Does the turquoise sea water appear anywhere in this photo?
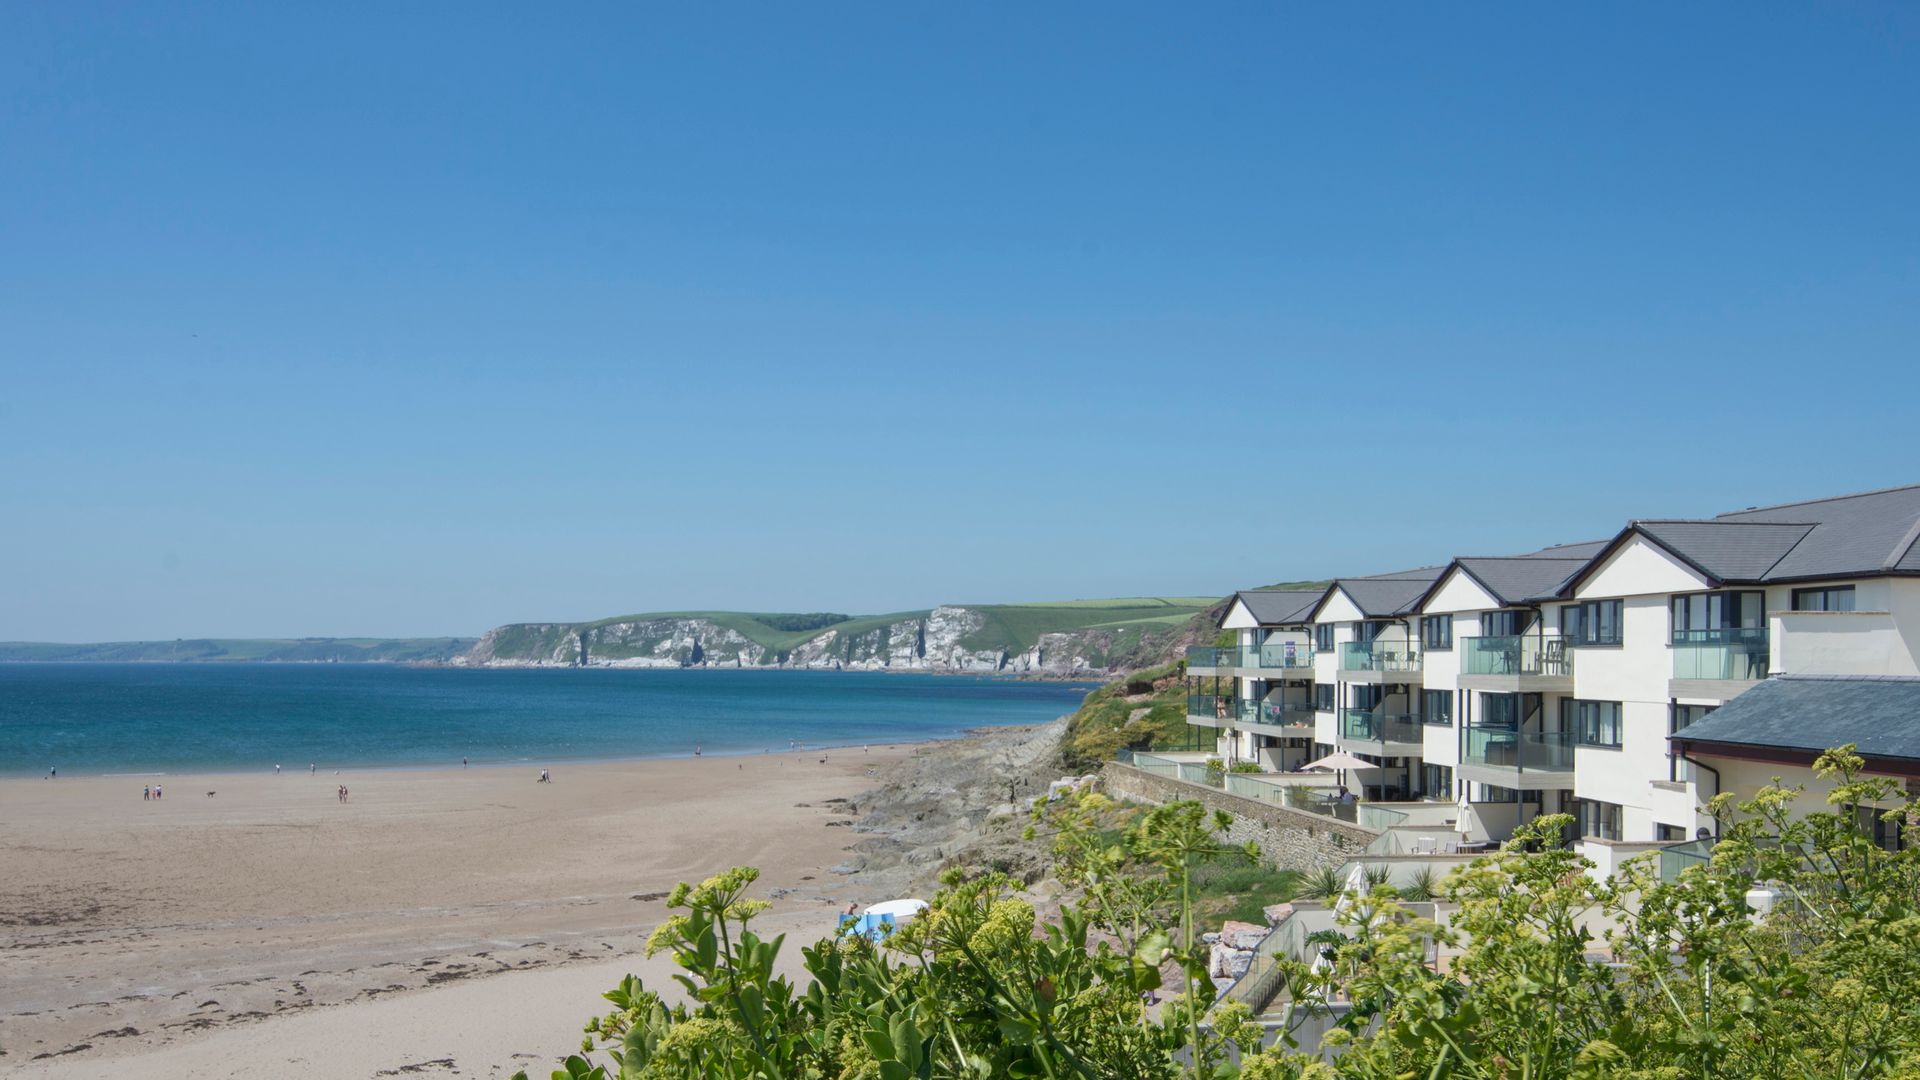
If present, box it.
[0,664,1098,777]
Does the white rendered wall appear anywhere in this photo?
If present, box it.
[1566,538,1714,842]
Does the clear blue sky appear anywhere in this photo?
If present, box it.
[3,5,1917,641]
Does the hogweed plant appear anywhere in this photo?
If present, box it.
[518,747,1920,1078]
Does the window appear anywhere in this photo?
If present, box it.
[1352,684,1384,710]
[1479,692,1521,729]
[1671,591,1765,642]
[1421,763,1454,800]
[1312,742,1333,760]
[1573,798,1624,841]
[1422,689,1454,726]
[1313,683,1336,712]
[1356,620,1389,644]
[1655,823,1687,842]
[1565,699,1623,748]
[1793,585,1856,612]
[1480,609,1523,637]
[1314,623,1335,652]
[1670,703,1716,734]
[1477,784,1520,803]
[1420,614,1453,651]
[1561,600,1622,646]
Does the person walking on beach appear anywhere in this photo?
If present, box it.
[462,757,468,768]
[275,763,281,775]
[154,784,162,799]
[309,762,316,775]
[48,767,56,779]
[143,785,150,801]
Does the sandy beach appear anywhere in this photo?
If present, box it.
[0,747,917,1077]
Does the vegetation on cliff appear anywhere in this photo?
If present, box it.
[1058,661,1199,771]
[516,746,1920,1079]
[0,637,476,663]
[469,597,1220,669]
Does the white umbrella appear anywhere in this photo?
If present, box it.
[1301,752,1379,773]
[863,898,929,920]
[1300,751,1381,794]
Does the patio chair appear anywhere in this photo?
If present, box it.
[1541,638,1567,675]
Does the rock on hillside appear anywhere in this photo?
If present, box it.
[840,718,1075,898]
[461,600,1221,677]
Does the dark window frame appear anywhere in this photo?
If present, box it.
[1670,590,1766,643]
[1792,585,1857,612]
[1420,614,1453,651]
[1573,798,1624,841]
[1565,698,1623,749]
[1561,599,1623,647]
[1421,688,1454,727]
[1313,623,1335,652]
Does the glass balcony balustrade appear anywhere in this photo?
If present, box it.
[1339,640,1422,674]
[1339,708,1423,745]
[1187,642,1316,671]
[1671,628,1770,681]
[1462,727,1575,772]
[1461,635,1574,678]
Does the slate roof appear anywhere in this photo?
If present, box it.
[1670,675,1920,763]
[1232,589,1325,627]
[1633,521,1818,581]
[1453,556,1595,606]
[1330,567,1448,618]
[1516,540,1611,560]
[1565,483,1920,593]
[1714,483,1920,578]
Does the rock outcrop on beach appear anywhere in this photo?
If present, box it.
[837,718,1074,898]
[461,599,1218,677]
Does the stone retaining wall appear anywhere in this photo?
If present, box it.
[1102,763,1375,871]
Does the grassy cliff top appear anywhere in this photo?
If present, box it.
[492,598,1220,658]
[0,638,478,663]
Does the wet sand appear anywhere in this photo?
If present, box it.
[0,747,908,1076]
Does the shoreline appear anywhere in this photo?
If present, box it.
[0,744,931,1073]
[3,720,1056,782]
[0,718,1073,1077]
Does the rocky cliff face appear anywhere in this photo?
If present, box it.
[460,602,1207,676]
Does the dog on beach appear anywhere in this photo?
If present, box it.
[205,791,216,798]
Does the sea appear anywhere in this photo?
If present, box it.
[0,664,1099,778]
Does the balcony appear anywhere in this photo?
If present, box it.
[1457,727,1576,790]
[1459,634,1574,692]
[1186,645,1250,674]
[1187,642,1316,677]
[1337,708,1425,755]
[1186,694,1253,728]
[1257,700,1318,736]
[1338,640,1422,683]
[1254,639,1316,676]
[1669,628,1770,700]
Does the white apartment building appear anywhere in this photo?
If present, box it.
[1411,543,1607,846]
[1547,486,1920,864]
[1186,484,1920,864]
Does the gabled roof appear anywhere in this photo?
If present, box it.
[1411,538,1611,613]
[1313,566,1447,620]
[1633,521,1818,581]
[1453,556,1595,606]
[1671,675,1920,764]
[1515,539,1611,561]
[1715,483,1920,577]
[1562,483,1920,595]
[1231,588,1326,627]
